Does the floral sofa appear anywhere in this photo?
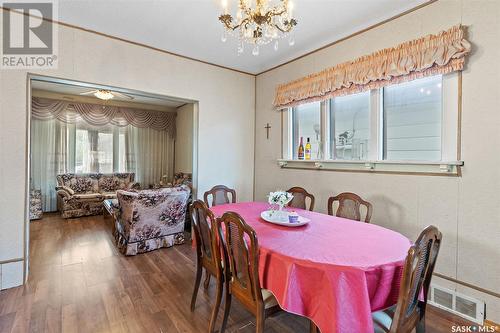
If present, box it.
[114,186,190,255]
[56,173,139,218]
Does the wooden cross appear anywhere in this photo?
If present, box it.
[264,123,271,139]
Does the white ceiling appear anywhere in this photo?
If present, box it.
[32,80,186,108]
[57,0,428,74]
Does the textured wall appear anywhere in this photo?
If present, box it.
[0,13,255,288]
[175,103,194,174]
[255,0,500,323]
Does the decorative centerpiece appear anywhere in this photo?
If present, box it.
[261,190,310,227]
[268,190,293,212]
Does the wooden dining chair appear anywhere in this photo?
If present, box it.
[372,225,442,333]
[204,185,236,207]
[327,192,373,223]
[286,187,315,211]
[190,200,225,333]
[217,212,280,333]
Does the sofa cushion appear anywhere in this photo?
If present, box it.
[113,173,135,190]
[100,192,117,199]
[73,193,103,200]
[57,174,99,194]
[99,176,119,192]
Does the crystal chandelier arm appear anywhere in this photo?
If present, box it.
[219,14,252,31]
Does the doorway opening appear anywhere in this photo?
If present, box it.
[25,74,198,279]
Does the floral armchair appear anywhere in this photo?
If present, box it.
[56,173,139,218]
[115,186,191,255]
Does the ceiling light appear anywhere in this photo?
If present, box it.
[218,0,298,55]
[94,90,114,100]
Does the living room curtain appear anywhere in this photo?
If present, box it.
[31,119,74,212]
[32,97,176,133]
[124,125,174,187]
[274,25,471,108]
[31,98,176,211]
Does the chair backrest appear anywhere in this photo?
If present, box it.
[217,212,263,314]
[204,185,236,207]
[390,225,442,333]
[190,200,222,276]
[327,192,373,223]
[286,187,315,211]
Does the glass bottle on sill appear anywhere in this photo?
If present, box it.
[305,137,311,160]
[298,137,304,160]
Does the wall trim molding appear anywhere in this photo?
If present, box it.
[434,273,500,299]
[0,257,24,265]
[0,1,438,77]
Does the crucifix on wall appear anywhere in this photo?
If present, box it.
[264,123,271,139]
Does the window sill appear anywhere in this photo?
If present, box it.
[277,159,464,176]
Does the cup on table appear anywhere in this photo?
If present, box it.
[288,211,299,223]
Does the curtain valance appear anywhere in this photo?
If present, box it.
[32,97,176,134]
[274,25,471,109]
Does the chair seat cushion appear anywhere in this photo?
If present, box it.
[261,289,278,309]
[372,305,396,333]
[73,193,102,200]
[100,192,117,199]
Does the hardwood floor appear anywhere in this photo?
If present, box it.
[0,213,473,333]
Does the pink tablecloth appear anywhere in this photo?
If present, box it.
[210,202,411,333]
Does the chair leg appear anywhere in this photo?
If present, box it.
[255,309,265,333]
[220,284,232,333]
[416,317,426,333]
[190,261,202,312]
[204,270,211,289]
[208,276,223,333]
[309,321,319,333]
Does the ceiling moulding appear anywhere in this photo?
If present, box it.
[0,1,437,76]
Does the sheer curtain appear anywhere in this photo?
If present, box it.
[125,125,174,187]
[30,119,74,212]
[31,99,176,211]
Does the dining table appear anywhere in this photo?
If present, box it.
[209,201,412,333]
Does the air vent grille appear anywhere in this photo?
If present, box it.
[429,284,485,324]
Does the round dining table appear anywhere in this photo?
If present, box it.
[210,202,412,333]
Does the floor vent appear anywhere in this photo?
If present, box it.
[429,284,485,324]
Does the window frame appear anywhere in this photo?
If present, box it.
[280,73,462,175]
[73,126,128,174]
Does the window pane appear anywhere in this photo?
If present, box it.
[292,102,321,159]
[98,132,113,173]
[330,92,370,160]
[75,129,90,173]
[383,75,442,161]
[74,125,114,173]
[118,133,126,172]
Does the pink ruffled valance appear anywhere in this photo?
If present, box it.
[274,25,471,109]
[32,97,176,135]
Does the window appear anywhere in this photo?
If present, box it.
[284,74,459,173]
[118,132,127,172]
[383,76,442,161]
[75,125,126,174]
[75,129,90,173]
[292,101,321,159]
[97,132,113,173]
[330,92,370,160]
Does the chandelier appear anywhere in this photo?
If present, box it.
[219,0,297,55]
